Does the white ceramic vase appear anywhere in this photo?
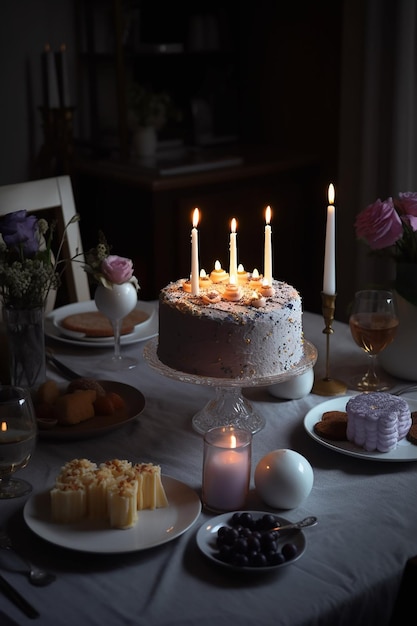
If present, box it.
[94,282,137,321]
[133,126,157,158]
[379,291,417,381]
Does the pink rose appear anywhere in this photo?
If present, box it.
[101,255,134,284]
[397,192,417,231]
[355,197,403,249]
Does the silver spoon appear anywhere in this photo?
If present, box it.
[273,516,318,532]
[0,530,56,586]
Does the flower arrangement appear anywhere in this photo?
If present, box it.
[128,80,181,130]
[355,192,417,305]
[0,210,80,310]
[82,231,139,291]
[355,192,417,262]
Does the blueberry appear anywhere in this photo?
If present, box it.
[282,543,298,561]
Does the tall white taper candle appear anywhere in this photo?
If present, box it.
[323,184,336,295]
[264,205,273,285]
[191,208,200,295]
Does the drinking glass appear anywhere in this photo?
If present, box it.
[349,289,399,391]
[0,385,38,499]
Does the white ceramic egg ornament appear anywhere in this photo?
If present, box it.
[255,449,314,509]
[268,368,314,400]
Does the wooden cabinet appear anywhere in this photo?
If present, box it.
[73,148,326,314]
[75,0,240,159]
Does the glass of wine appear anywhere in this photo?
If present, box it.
[0,385,37,499]
[349,289,399,391]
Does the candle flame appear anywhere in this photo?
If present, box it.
[1,422,7,432]
[231,218,237,233]
[238,263,245,272]
[230,435,237,449]
[265,205,271,225]
[252,268,259,278]
[200,269,207,277]
[192,208,199,228]
[214,260,221,270]
[328,184,335,205]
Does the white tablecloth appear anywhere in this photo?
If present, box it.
[1,305,416,626]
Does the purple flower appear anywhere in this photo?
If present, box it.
[101,255,134,284]
[355,198,403,250]
[396,192,417,231]
[0,210,38,258]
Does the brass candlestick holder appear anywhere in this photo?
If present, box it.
[312,292,347,396]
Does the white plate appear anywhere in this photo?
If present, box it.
[45,301,158,347]
[196,511,306,572]
[24,476,201,554]
[304,396,417,462]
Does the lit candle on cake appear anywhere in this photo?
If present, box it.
[237,263,249,284]
[229,218,238,285]
[323,184,336,295]
[202,427,252,512]
[191,208,200,296]
[210,260,229,284]
[264,205,273,286]
[199,269,211,287]
[249,268,262,288]
[260,279,274,298]
[251,291,266,308]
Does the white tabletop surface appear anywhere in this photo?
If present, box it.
[0,302,416,626]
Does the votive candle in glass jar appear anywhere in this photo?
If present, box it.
[202,426,252,512]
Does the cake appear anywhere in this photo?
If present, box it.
[157,278,303,379]
[50,458,169,529]
[346,392,412,452]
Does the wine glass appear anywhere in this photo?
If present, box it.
[94,282,138,371]
[0,385,37,499]
[349,289,399,391]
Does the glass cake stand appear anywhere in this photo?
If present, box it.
[143,338,318,435]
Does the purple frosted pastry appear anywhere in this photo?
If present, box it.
[346,392,411,452]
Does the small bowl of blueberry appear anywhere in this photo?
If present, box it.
[196,510,307,572]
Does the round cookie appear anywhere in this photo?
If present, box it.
[61,309,148,338]
[313,410,348,441]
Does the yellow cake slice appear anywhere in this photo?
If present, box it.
[133,463,169,510]
[50,482,87,523]
[107,478,138,529]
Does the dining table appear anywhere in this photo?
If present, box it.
[0,301,416,626]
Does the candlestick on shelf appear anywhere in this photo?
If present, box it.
[264,205,273,285]
[312,292,347,396]
[42,43,60,109]
[229,218,238,285]
[55,43,71,108]
[323,184,336,295]
[191,208,200,295]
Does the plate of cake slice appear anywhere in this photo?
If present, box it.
[24,476,202,553]
[304,395,417,462]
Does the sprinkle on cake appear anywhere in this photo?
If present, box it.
[346,392,411,452]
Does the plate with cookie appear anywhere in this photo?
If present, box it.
[34,378,145,440]
[304,395,417,462]
[45,300,157,347]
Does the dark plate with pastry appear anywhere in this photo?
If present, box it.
[34,379,145,440]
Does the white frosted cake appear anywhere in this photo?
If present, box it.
[346,392,411,453]
[157,278,304,379]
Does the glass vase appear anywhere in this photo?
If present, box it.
[3,307,46,389]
